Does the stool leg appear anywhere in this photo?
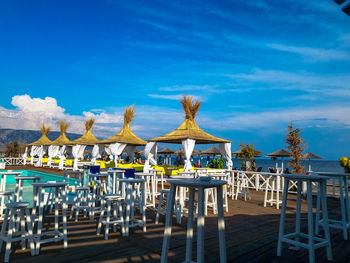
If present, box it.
[55,188,59,238]
[25,208,35,256]
[217,186,227,263]
[315,185,321,236]
[5,208,15,262]
[185,188,195,262]
[277,178,289,257]
[306,181,315,263]
[264,177,270,207]
[295,180,302,251]
[36,188,45,255]
[343,176,350,227]
[96,203,105,236]
[155,192,163,224]
[160,184,176,263]
[141,183,147,232]
[197,186,205,263]
[125,184,131,237]
[20,209,26,249]
[321,181,333,261]
[105,200,111,240]
[62,187,68,249]
[0,207,10,253]
[338,178,348,240]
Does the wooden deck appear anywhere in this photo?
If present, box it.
[1,166,350,262]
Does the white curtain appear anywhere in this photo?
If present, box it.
[143,142,157,172]
[124,145,137,163]
[219,142,233,170]
[109,142,127,167]
[58,145,67,170]
[48,145,60,167]
[30,146,39,164]
[105,147,114,161]
[35,145,46,167]
[182,139,196,171]
[91,144,104,164]
[72,144,86,171]
[23,146,28,165]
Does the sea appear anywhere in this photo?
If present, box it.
[158,156,344,173]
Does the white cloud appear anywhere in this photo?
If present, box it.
[148,94,203,101]
[267,43,350,61]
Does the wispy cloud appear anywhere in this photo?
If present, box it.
[148,94,203,101]
[267,43,350,61]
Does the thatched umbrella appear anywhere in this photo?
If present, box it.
[266,149,291,171]
[71,119,100,170]
[99,106,146,166]
[49,121,73,169]
[201,145,221,156]
[192,149,202,156]
[27,124,52,166]
[303,152,323,171]
[158,147,175,165]
[232,148,263,157]
[147,96,231,171]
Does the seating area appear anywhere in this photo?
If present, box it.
[0,166,349,262]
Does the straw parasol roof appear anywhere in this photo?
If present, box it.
[148,96,230,144]
[201,145,221,156]
[28,124,52,146]
[99,106,146,146]
[158,147,175,155]
[193,149,202,156]
[266,149,291,158]
[176,148,184,155]
[232,149,263,157]
[50,121,74,146]
[302,152,323,160]
[72,119,100,146]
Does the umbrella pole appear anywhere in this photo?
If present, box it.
[281,157,284,172]
[308,159,311,172]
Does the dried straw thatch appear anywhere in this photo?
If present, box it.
[266,149,291,158]
[72,118,100,146]
[99,106,146,146]
[28,124,52,146]
[50,120,73,146]
[148,95,230,144]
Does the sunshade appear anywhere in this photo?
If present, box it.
[148,96,230,144]
[232,149,263,157]
[99,106,146,146]
[302,152,323,160]
[27,124,52,146]
[201,145,221,155]
[50,121,73,146]
[72,119,100,146]
[158,147,175,155]
[266,149,291,158]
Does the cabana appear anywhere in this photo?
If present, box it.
[146,96,232,172]
[71,119,100,171]
[27,124,52,166]
[48,121,73,169]
[99,106,146,167]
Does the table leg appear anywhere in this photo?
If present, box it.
[277,178,289,256]
[160,184,176,263]
[197,186,205,263]
[343,176,350,227]
[217,186,227,263]
[62,186,68,248]
[295,180,302,250]
[307,181,315,263]
[338,178,348,240]
[185,188,195,262]
[321,181,332,261]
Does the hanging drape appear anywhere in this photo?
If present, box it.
[30,146,39,164]
[58,145,67,170]
[48,145,60,167]
[219,142,232,170]
[35,145,47,167]
[23,146,28,165]
[91,144,104,164]
[124,145,137,163]
[109,142,127,167]
[182,139,196,171]
[143,142,157,172]
[72,144,86,171]
[104,147,113,161]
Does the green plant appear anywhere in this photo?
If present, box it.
[285,123,306,174]
[5,139,20,157]
[208,157,224,169]
[236,143,256,168]
[339,156,350,173]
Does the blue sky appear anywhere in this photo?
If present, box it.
[0,0,350,159]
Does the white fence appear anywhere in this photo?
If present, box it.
[0,157,25,166]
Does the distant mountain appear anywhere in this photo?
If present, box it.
[0,128,82,147]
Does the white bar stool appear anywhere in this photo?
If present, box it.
[14,175,43,202]
[97,194,125,239]
[277,174,332,263]
[161,178,227,263]
[32,182,68,255]
[155,189,181,224]
[0,191,14,220]
[314,172,350,240]
[235,172,251,201]
[135,172,156,210]
[263,173,282,209]
[0,202,35,262]
[70,187,93,221]
[119,178,146,236]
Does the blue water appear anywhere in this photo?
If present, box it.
[1,170,76,205]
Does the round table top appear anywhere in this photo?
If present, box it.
[170,175,193,179]
[107,169,126,173]
[167,178,227,188]
[88,173,109,177]
[32,182,69,187]
[14,175,43,180]
[281,174,330,181]
[311,171,349,178]
[118,178,145,183]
